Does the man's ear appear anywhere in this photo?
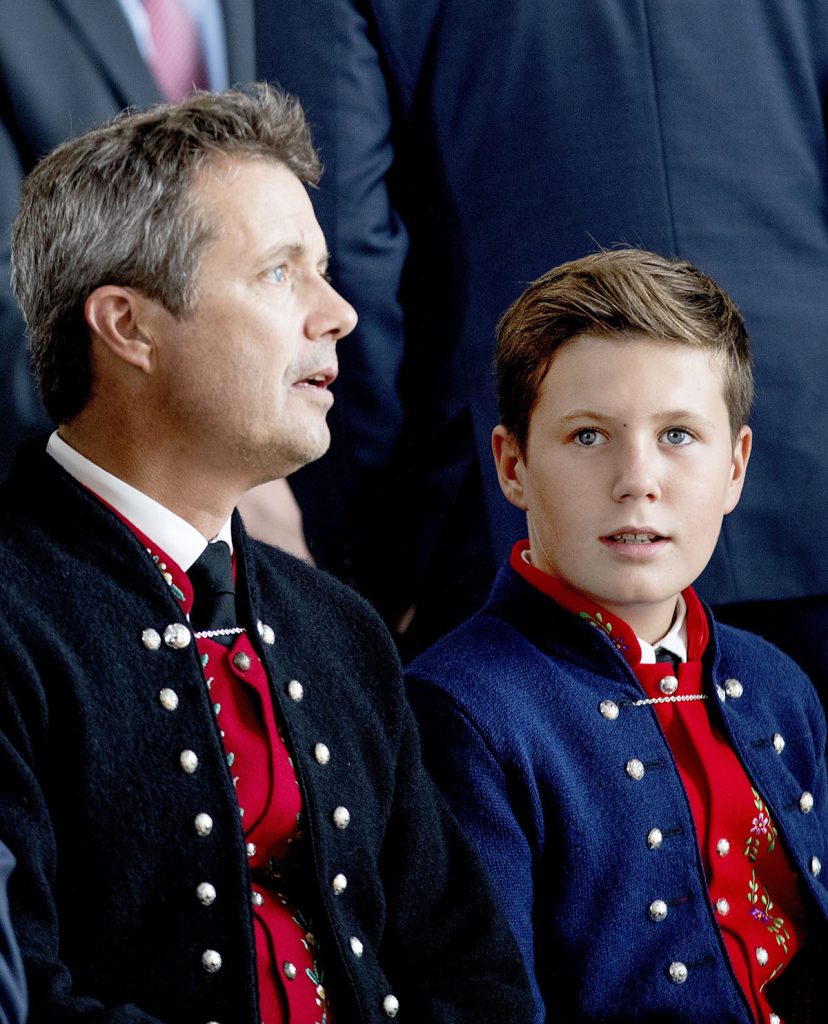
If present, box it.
[723,424,753,515]
[492,425,529,511]
[84,286,156,373]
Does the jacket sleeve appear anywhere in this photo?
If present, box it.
[0,647,165,1024]
[405,676,546,1023]
[377,692,535,1023]
[0,116,52,475]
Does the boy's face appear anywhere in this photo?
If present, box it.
[492,332,752,642]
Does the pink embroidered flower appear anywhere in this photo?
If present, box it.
[751,810,771,837]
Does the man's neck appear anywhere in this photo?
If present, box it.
[57,423,237,541]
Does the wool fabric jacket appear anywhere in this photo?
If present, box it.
[406,564,828,1023]
[0,441,531,1024]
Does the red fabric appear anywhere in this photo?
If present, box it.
[511,539,807,1024]
[109,503,331,1023]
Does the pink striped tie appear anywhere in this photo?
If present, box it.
[142,0,208,102]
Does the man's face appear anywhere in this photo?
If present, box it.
[493,332,751,641]
[151,157,357,483]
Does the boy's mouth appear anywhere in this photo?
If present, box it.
[607,532,662,544]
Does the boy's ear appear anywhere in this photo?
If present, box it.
[492,425,529,511]
[84,286,156,374]
[723,424,753,515]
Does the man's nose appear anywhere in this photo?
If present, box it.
[305,278,358,342]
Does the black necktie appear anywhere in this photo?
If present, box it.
[655,646,680,672]
[189,541,236,645]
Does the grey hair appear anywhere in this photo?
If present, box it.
[11,84,321,423]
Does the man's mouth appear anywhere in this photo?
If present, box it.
[294,368,337,389]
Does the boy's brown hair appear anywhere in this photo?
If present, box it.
[495,249,754,453]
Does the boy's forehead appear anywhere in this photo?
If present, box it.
[536,331,728,411]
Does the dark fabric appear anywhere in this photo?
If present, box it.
[0,0,256,476]
[406,562,828,1023]
[188,540,236,642]
[0,438,532,1024]
[0,845,26,1024]
[257,0,828,651]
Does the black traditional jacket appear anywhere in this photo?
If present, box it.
[0,441,531,1024]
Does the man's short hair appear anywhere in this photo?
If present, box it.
[11,84,321,424]
[494,248,754,453]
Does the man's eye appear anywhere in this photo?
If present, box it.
[266,265,287,284]
[661,427,693,446]
[573,429,604,446]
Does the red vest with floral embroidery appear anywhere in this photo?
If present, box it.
[511,540,807,1024]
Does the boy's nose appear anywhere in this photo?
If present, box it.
[611,446,662,503]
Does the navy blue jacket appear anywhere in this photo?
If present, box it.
[258,0,828,626]
[0,0,256,475]
[0,441,531,1023]
[406,564,828,1022]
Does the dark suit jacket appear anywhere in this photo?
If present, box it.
[258,0,828,641]
[0,0,255,474]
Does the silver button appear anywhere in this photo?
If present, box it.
[646,828,663,850]
[799,791,814,813]
[756,946,768,966]
[232,651,251,672]
[625,758,645,781]
[164,623,191,649]
[194,812,213,837]
[257,620,276,645]
[196,882,216,906]
[770,1015,781,1024]
[659,675,678,695]
[180,749,199,774]
[724,677,743,699]
[251,891,264,907]
[648,899,668,922]
[201,949,222,973]
[715,897,730,916]
[716,838,730,857]
[332,806,351,829]
[287,679,304,702]
[599,700,619,721]
[331,873,347,895]
[282,961,297,980]
[716,685,727,702]
[811,856,822,877]
[349,936,364,958]
[772,732,785,754]
[142,628,161,650]
[159,688,179,711]
[314,743,331,765]
[382,994,399,1017]
[246,842,257,857]
[668,961,688,984]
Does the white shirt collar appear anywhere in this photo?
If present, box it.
[46,431,232,572]
[637,594,688,665]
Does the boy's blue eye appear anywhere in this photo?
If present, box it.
[662,428,692,446]
[573,429,602,446]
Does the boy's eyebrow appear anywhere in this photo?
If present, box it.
[559,408,717,427]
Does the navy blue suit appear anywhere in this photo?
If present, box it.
[258,0,828,676]
[0,0,255,474]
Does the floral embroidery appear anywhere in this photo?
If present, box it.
[747,869,790,954]
[578,610,629,653]
[150,553,186,601]
[744,789,777,860]
[759,961,785,993]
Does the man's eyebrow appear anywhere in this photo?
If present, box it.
[260,242,331,270]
